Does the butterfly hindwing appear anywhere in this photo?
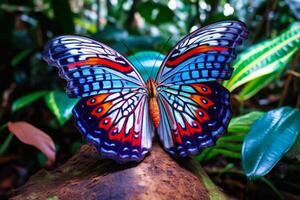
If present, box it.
[43,35,145,97]
[157,82,231,157]
[156,20,248,85]
[73,89,154,163]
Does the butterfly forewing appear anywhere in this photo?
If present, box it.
[43,35,153,163]
[43,35,145,97]
[155,20,248,85]
[156,20,248,157]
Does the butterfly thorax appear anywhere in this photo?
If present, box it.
[147,78,160,128]
[147,78,157,97]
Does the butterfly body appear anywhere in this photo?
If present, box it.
[43,20,248,163]
[147,78,160,128]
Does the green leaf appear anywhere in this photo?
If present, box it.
[215,142,243,151]
[242,107,300,179]
[201,148,241,162]
[12,90,49,112]
[45,91,78,126]
[138,2,174,25]
[228,111,265,133]
[0,133,14,155]
[128,51,165,81]
[11,48,34,67]
[74,18,97,33]
[238,70,281,101]
[197,133,245,162]
[224,22,300,92]
[196,148,213,162]
[196,143,242,162]
[217,135,245,143]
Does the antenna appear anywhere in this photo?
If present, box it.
[121,41,151,80]
[149,36,172,79]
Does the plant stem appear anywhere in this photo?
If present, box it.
[260,177,284,200]
[279,51,300,106]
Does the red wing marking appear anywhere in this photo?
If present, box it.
[193,84,212,94]
[91,102,113,117]
[166,45,228,66]
[190,95,214,109]
[87,93,110,105]
[194,108,210,122]
[67,57,133,73]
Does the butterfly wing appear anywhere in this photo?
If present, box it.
[157,82,230,156]
[156,20,248,157]
[43,35,145,97]
[73,90,153,163]
[155,20,248,85]
[43,35,153,163]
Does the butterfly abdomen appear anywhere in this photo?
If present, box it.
[149,98,160,128]
[147,78,160,128]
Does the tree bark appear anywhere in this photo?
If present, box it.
[10,142,230,200]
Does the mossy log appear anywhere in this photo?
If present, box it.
[10,143,230,200]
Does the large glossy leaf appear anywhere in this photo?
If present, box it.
[128,51,165,81]
[223,22,300,93]
[228,111,265,133]
[44,91,78,126]
[12,90,49,112]
[242,107,300,179]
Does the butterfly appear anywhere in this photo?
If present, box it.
[43,20,248,163]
